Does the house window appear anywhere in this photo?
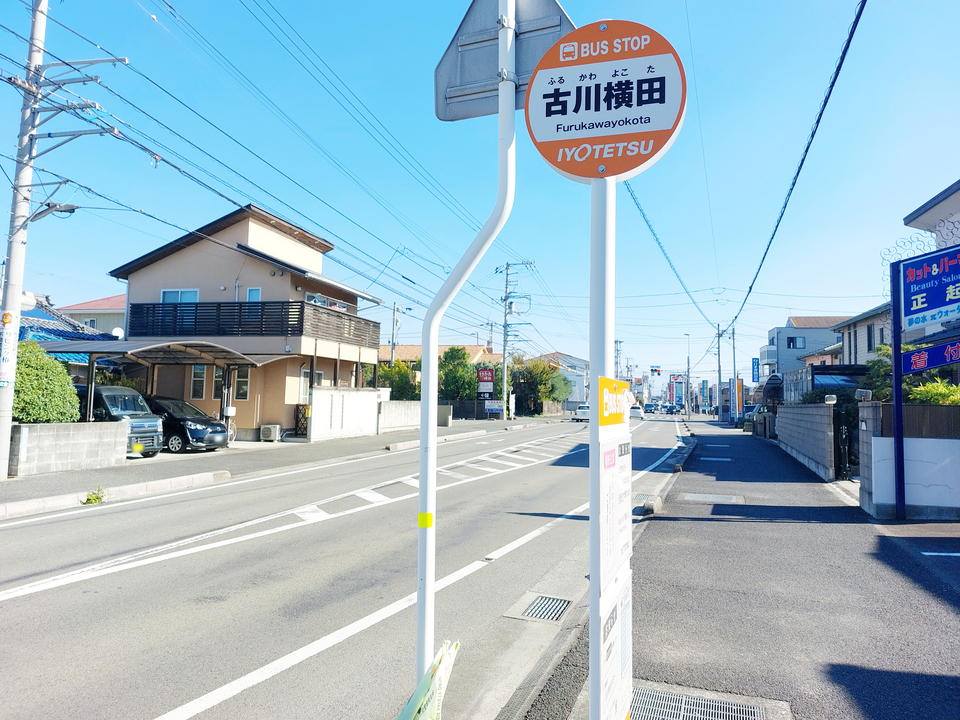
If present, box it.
[84,318,97,329]
[191,365,206,399]
[299,368,311,404]
[847,330,852,363]
[786,336,805,350]
[246,288,261,302]
[879,327,885,345]
[866,324,875,352]
[213,367,223,400]
[234,367,250,401]
[161,289,199,303]
[315,371,324,387]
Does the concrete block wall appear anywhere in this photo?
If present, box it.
[9,421,128,477]
[776,404,835,481]
[857,402,882,516]
[378,401,420,434]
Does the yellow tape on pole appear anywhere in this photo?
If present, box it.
[418,513,433,528]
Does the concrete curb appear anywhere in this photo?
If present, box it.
[0,470,231,520]
[386,430,488,452]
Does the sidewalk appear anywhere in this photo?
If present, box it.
[519,418,960,720]
[0,416,563,520]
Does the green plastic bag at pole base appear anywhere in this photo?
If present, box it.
[394,640,460,720]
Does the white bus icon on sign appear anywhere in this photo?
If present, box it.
[560,42,577,61]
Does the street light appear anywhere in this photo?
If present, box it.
[684,333,690,419]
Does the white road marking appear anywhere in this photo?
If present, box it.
[823,482,859,507]
[355,489,390,504]
[701,458,732,462]
[401,478,419,488]
[705,444,730,447]
[437,469,470,480]
[460,463,500,473]
[484,457,524,467]
[294,506,330,523]
[921,552,960,557]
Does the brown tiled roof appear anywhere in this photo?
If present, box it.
[378,344,498,364]
[787,316,852,329]
[59,293,127,311]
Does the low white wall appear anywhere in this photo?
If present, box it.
[378,400,420,434]
[307,387,379,441]
[872,437,960,519]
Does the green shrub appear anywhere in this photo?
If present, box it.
[13,341,80,423]
[909,379,960,405]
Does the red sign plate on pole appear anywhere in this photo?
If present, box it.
[525,20,686,183]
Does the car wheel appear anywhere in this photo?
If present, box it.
[141,450,159,458]
[167,433,187,453]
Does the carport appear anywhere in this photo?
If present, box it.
[36,340,283,422]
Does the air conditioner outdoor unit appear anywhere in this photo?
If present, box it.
[260,424,282,442]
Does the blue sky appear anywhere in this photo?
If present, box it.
[1,0,958,394]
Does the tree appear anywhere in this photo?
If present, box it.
[13,341,80,423]
[510,358,571,415]
[378,360,419,400]
[439,346,475,401]
[909,378,960,405]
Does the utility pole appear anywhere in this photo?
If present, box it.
[613,340,623,380]
[730,328,740,425]
[716,324,722,420]
[0,1,125,479]
[389,303,411,366]
[685,333,690,419]
[499,260,533,420]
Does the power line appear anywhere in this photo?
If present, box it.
[720,0,867,335]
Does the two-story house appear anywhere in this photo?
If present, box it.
[108,205,381,439]
[758,316,849,386]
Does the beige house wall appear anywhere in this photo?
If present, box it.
[61,310,125,333]
[245,217,324,275]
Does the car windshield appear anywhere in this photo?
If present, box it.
[101,391,151,416]
[155,399,210,418]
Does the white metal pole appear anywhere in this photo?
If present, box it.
[588,175,615,720]
[0,0,47,479]
[501,262,510,420]
[416,0,516,680]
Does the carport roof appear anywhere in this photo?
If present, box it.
[36,340,287,368]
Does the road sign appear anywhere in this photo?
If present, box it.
[901,340,960,375]
[752,357,760,383]
[435,0,576,121]
[597,376,630,425]
[477,367,495,399]
[901,246,960,330]
[524,19,686,182]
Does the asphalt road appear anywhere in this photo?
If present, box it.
[0,417,682,719]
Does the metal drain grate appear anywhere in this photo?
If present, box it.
[635,493,653,502]
[521,595,571,622]
[631,687,764,720]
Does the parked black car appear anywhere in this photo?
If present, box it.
[143,396,228,453]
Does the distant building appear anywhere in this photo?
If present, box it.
[378,344,502,366]
[58,293,126,335]
[758,316,849,387]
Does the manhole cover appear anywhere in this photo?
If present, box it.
[632,686,764,720]
[521,595,571,622]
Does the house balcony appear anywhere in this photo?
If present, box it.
[759,344,777,366]
[127,301,380,349]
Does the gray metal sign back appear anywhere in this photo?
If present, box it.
[435,0,576,121]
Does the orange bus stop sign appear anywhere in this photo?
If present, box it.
[525,19,686,183]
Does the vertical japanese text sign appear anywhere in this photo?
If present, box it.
[525,19,686,183]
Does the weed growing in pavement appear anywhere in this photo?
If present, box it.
[82,485,105,505]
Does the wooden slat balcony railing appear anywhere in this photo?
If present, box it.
[128,302,380,349]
